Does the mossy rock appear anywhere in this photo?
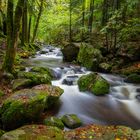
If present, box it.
[62,43,79,62]
[44,117,64,129]
[0,85,63,130]
[18,72,52,86]
[99,62,112,73]
[77,43,103,71]
[125,74,140,84]
[61,114,82,129]
[0,125,64,140]
[30,66,54,78]
[91,76,110,95]
[12,79,32,90]
[78,73,110,95]
[78,73,97,91]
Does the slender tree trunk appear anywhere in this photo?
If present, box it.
[88,0,94,34]
[81,0,85,41]
[2,0,24,73]
[102,0,108,26]
[69,0,72,43]
[32,0,43,43]
[21,0,28,45]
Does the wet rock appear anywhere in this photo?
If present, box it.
[78,73,110,95]
[136,88,140,92]
[62,75,79,86]
[40,50,48,54]
[136,95,140,101]
[56,52,63,56]
[0,85,63,130]
[61,114,82,129]
[62,43,79,62]
[18,72,52,86]
[77,43,103,71]
[125,74,140,84]
[0,125,64,140]
[44,117,64,129]
[12,79,32,90]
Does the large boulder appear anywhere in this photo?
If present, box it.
[124,74,140,84]
[0,85,63,130]
[0,125,64,140]
[18,72,52,86]
[61,114,82,129]
[12,79,32,90]
[78,73,110,95]
[44,117,64,129]
[62,43,79,62]
[77,43,103,71]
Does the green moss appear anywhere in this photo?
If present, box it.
[61,114,82,129]
[0,125,64,140]
[125,74,140,83]
[78,73,110,96]
[30,67,53,78]
[18,72,52,85]
[91,77,110,95]
[77,43,103,70]
[12,79,32,90]
[44,117,64,129]
[0,129,5,137]
[78,73,96,91]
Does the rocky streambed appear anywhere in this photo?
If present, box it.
[0,45,140,139]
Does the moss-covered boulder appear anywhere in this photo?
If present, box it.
[99,62,112,73]
[30,66,54,78]
[61,114,82,129]
[125,74,140,84]
[78,73,110,95]
[33,84,64,109]
[0,125,64,140]
[12,79,32,90]
[44,117,64,129]
[18,72,52,86]
[77,43,103,71]
[62,43,79,62]
[0,85,63,130]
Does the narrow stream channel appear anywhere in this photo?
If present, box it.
[25,45,140,129]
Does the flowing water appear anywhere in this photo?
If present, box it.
[26,45,140,129]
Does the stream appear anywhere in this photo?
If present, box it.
[25,45,140,129]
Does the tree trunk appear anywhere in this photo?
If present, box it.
[69,0,72,43]
[2,0,24,73]
[32,0,43,43]
[21,0,28,45]
[81,0,85,40]
[88,0,94,34]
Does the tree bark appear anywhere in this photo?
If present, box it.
[32,0,43,43]
[2,0,24,73]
